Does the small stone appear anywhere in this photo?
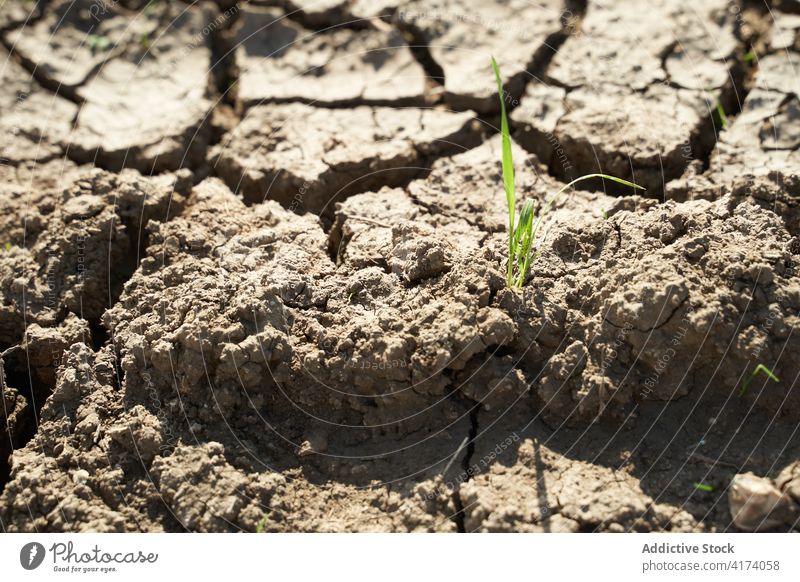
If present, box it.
[72,469,90,485]
[729,473,797,531]
[776,462,800,504]
[297,441,316,458]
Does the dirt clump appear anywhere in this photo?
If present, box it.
[0,168,190,349]
[667,8,800,236]
[5,0,163,90]
[729,471,799,531]
[525,0,740,191]
[234,4,428,107]
[334,137,800,424]
[66,5,215,172]
[211,103,480,214]
[392,0,568,112]
[0,48,77,167]
[0,367,30,489]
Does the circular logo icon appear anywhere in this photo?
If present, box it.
[20,542,46,570]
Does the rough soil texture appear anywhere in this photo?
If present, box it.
[211,102,480,214]
[0,47,77,167]
[667,6,800,236]
[393,0,568,112]
[0,0,72,36]
[518,0,743,192]
[0,164,192,499]
[1,0,799,533]
[68,5,215,172]
[1,168,191,346]
[5,0,163,89]
[235,4,429,107]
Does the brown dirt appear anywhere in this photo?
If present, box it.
[1,0,799,533]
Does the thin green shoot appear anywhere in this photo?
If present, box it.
[601,209,608,220]
[715,101,728,129]
[706,90,728,130]
[140,32,150,50]
[87,34,111,53]
[739,363,779,397]
[693,482,714,492]
[3,242,10,251]
[743,50,757,63]
[492,58,644,287]
[255,513,269,533]
[491,56,516,287]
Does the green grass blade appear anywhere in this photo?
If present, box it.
[491,57,516,215]
[559,173,645,195]
[514,199,534,245]
[518,199,534,230]
[739,363,780,396]
[757,363,780,382]
[513,200,535,287]
[519,248,542,288]
[492,56,516,287]
[542,173,644,219]
[715,101,728,129]
[516,202,534,278]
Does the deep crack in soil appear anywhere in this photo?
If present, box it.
[450,402,480,532]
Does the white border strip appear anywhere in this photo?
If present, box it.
[1,533,798,581]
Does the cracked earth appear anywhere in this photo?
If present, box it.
[1,0,800,532]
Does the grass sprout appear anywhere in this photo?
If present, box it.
[255,514,269,533]
[715,100,728,129]
[693,482,714,492]
[706,90,728,129]
[87,34,111,53]
[491,57,644,288]
[739,363,779,397]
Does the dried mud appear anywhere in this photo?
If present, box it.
[1,0,799,533]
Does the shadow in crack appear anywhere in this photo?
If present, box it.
[462,390,800,532]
